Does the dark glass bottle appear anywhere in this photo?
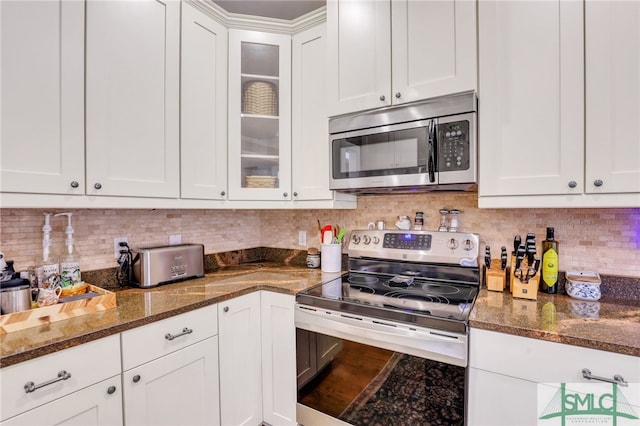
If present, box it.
[539,227,559,293]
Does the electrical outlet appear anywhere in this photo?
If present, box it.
[298,230,307,246]
[114,237,128,259]
[169,234,182,245]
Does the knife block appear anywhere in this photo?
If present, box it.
[485,259,507,292]
[509,255,538,300]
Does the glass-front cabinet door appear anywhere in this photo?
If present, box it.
[228,30,291,200]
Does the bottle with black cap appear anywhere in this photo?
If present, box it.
[539,227,559,294]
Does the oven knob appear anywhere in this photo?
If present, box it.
[372,236,380,245]
[363,235,371,245]
[447,238,459,250]
[352,235,361,244]
[463,239,474,251]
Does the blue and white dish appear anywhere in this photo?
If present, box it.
[565,270,601,301]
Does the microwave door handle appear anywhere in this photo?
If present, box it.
[428,121,436,183]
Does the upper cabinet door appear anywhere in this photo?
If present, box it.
[85,0,180,198]
[292,23,335,201]
[0,0,85,195]
[391,0,477,104]
[327,0,392,116]
[585,0,640,195]
[181,2,228,200]
[478,0,584,197]
[227,29,292,201]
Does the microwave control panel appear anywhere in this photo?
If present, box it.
[438,120,470,171]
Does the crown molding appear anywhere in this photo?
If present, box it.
[184,0,326,35]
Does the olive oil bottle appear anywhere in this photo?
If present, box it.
[539,227,559,293]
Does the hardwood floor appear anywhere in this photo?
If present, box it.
[298,339,394,418]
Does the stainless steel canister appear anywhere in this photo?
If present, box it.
[1,280,32,314]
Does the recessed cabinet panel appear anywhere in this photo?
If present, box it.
[391,0,476,104]
[86,0,180,198]
[585,0,640,195]
[0,0,85,195]
[478,0,584,196]
[181,2,228,200]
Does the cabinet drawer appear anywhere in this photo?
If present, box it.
[121,304,217,370]
[0,334,121,422]
[470,328,640,384]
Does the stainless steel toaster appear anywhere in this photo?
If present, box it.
[131,244,204,288]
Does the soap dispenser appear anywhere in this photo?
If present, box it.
[36,212,59,288]
[55,212,82,287]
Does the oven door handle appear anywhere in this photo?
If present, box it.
[295,306,467,367]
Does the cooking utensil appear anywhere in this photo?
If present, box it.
[335,228,346,244]
[513,235,521,255]
[321,225,334,244]
[1,278,32,314]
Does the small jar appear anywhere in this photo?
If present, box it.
[306,248,320,269]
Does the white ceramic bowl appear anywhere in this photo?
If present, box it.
[565,270,601,301]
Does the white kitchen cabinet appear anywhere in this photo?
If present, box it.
[585,0,640,196]
[0,335,121,423]
[85,0,180,198]
[228,30,292,201]
[478,0,640,208]
[122,337,220,426]
[181,2,228,200]
[291,23,356,206]
[468,328,640,426]
[261,291,297,426]
[1,376,122,426]
[121,304,220,426]
[327,0,477,116]
[0,0,85,195]
[218,292,263,425]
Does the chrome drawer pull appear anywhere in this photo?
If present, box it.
[581,368,628,386]
[24,370,72,393]
[165,327,193,341]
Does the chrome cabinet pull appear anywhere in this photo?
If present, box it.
[133,375,141,383]
[70,181,79,188]
[581,368,628,386]
[107,385,117,395]
[165,327,193,341]
[223,306,229,313]
[379,95,385,101]
[24,370,71,393]
[220,191,226,196]
[283,192,288,198]
[593,179,604,187]
[568,180,577,188]
[94,183,102,190]
[395,92,401,99]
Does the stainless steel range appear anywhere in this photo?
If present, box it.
[295,229,480,426]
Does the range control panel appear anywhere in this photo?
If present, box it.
[348,230,479,267]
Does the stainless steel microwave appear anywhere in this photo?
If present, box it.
[329,91,477,194]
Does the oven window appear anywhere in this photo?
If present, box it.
[331,127,428,179]
[297,330,465,425]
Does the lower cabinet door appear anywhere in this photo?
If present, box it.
[218,292,262,426]
[1,376,122,426]
[122,336,220,426]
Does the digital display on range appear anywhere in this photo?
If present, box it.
[383,233,432,250]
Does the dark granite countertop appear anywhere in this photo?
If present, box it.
[0,263,344,368]
[2,264,639,368]
[469,289,640,357]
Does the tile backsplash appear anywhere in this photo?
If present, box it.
[1,193,639,277]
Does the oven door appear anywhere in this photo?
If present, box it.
[295,304,467,426]
[329,120,434,191]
